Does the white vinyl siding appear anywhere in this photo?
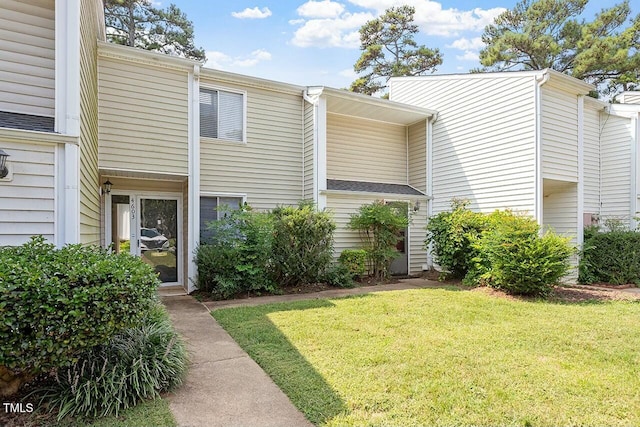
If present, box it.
[98,58,189,175]
[200,82,303,210]
[390,75,537,216]
[326,193,427,275]
[0,0,55,117]
[541,85,579,182]
[327,114,406,184]
[583,100,602,215]
[543,180,578,237]
[408,120,427,193]
[303,101,314,200]
[200,88,245,142]
[0,140,55,245]
[79,0,100,245]
[600,113,633,224]
[619,92,640,105]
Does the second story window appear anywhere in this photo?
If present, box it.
[199,88,245,142]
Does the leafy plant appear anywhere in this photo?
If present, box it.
[338,249,367,279]
[579,230,640,285]
[425,199,487,279]
[36,304,187,420]
[470,213,573,296]
[348,201,409,280]
[271,202,336,287]
[322,264,355,288]
[195,206,276,298]
[0,236,159,396]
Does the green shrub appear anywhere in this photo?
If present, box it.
[579,230,640,285]
[470,213,573,296]
[425,199,488,279]
[195,206,276,298]
[0,236,159,396]
[348,201,409,280]
[36,304,187,420]
[322,264,355,288]
[338,249,367,279]
[271,202,336,286]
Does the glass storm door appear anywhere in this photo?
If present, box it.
[138,198,179,284]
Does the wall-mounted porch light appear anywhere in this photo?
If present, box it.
[0,149,9,179]
[103,179,113,194]
[413,201,420,212]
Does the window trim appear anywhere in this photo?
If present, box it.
[199,192,247,237]
[199,84,247,144]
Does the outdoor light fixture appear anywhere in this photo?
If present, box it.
[0,149,9,179]
[103,179,113,194]
[413,201,420,212]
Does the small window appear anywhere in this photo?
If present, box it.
[200,88,244,142]
[200,196,243,240]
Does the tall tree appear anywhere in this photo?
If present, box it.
[479,0,640,95]
[104,0,206,61]
[350,5,443,96]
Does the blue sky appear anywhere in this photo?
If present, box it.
[165,0,623,89]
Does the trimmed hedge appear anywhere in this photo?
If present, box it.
[0,236,159,396]
[338,249,367,279]
[579,231,640,285]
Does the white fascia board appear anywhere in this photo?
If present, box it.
[322,190,431,200]
[97,41,201,72]
[188,65,200,293]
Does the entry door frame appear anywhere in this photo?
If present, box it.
[105,190,183,287]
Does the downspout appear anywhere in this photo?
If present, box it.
[577,95,584,248]
[534,71,550,227]
[631,113,639,230]
[303,87,324,207]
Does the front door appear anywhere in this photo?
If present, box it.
[389,202,409,276]
[108,193,181,286]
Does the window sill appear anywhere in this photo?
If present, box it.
[200,136,247,145]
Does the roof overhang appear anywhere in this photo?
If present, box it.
[312,86,436,126]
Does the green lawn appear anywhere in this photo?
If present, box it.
[213,288,640,427]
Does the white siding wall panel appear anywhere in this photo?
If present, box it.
[620,93,640,105]
[303,101,314,200]
[408,120,427,193]
[0,141,55,244]
[200,83,303,210]
[600,113,633,224]
[98,58,189,174]
[583,100,601,214]
[79,0,100,245]
[327,114,407,184]
[541,85,579,181]
[390,75,537,216]
[0,0,55,117]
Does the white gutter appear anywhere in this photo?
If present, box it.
[534,70,550,227]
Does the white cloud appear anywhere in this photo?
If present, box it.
[297,0,346,18]
[455,51,479,61]
[346,0,505,37]
[291,12,373,48]
[204,49,272,69]
[231,6,272,19]
[338,68,358,78]
[447,37,484,51]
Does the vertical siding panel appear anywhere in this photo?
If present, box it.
[0,0,55,117]
[303,101,314,200]
[199,83,303,210]
[541,85,579,181]
[327,114,407,184]
[600,113,633,225]
[390,75,537,216]
[98,58,189,174]
[408,120,426,193]
[79,0,100,244]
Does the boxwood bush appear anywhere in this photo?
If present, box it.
[0,236,159,396]
[338,249,368,279]
[579,230,640,285]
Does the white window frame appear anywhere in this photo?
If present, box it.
[199,192,247,238]
[199,85,247,144]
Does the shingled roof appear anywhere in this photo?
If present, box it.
[327,179,425,196]
[0,111,55,133]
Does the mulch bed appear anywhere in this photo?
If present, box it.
[471,284,640,303]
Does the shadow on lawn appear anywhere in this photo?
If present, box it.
[212,299,350,425]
